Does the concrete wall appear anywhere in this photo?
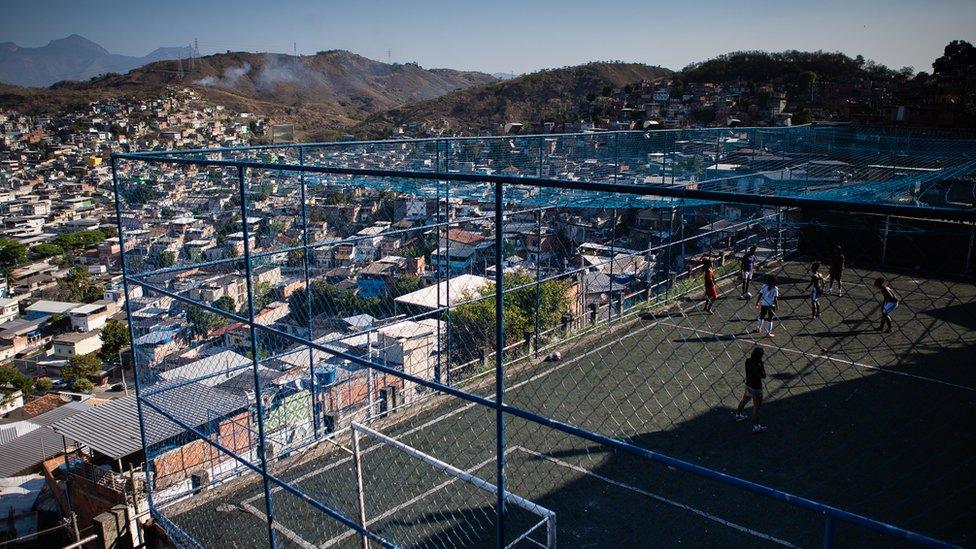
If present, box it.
[152,410,252,490]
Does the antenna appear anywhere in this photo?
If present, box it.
[294,42,297,56]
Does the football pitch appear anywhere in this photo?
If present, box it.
[163,260,976,548]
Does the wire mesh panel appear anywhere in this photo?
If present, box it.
[113,126,975,548]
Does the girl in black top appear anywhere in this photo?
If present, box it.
[828,246,845,296]
[734,347,767,433]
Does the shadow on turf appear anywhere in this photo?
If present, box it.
[405,345,972,548]
[923,301,976,331]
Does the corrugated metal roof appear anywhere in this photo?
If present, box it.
[50,381,250,460]
[158,350,251,387]
[0,402,89,477]
[0,422,39,446]
[27,401,90,426]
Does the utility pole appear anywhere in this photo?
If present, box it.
[387,48,392,64]
[118,348,130,396]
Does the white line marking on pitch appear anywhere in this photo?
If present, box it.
[259,441,796,549]
[518,447,798,547]
[656,321,974,392]
[241,502,317,549]
[245,313,672,506]
[319,452,506,547]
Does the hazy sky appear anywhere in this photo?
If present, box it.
[2,0,974,74]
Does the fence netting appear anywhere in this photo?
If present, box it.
[112,126,975,548]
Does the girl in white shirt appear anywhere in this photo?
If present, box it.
[754,274,780,337]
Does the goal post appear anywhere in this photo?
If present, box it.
[350,422,557,548]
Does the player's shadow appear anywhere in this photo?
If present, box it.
[672,333,747,343]
[760,274,807,286]
[923,302,976,331]
[797,328,873,338]
[410,343,973,548]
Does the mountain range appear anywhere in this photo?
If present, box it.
[353,62,672,137]
[4,35,970,139]
[0,35,192,87]
[0,47,499,139]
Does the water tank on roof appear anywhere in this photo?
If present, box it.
[313,365,336,387]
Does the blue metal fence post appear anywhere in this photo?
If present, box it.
[679,204,686,271]
[670,132,675,185]
[538,135,544,178]
[434,142,442,385]
[444,140,452,386]
[776,207,783,260]
[535,138,544,354]
[298,147,319,438]
[237,165,278,548]
[534,207,541,355]
[612,132,619,183]
[110,156,157,518]
[881,215,891,265]
[666,206,675,297]
[609,207,616,322]
[966,224,974,275]
[494,180,507,548]
[823,516,836,548]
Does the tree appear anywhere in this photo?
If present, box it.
[287,280,357,325]
[157,251,176,268]
[99,319,130,362]
[53,230,106,252]
[122,184,160,206]
[187,306,229,337]
[72,378,94,394]
[286,249,306,267]
[62,353,102,382]
[30,243,64,259]
[389,274,422,299]
[57,266,104,303]
[254,281,277,310]
[126,254,146,274]
[213,296,238,314]
[0,366,34,403]
[0,238,28,273]
[933,40,976,78]
[449,273,570,360]
[35,377,54,392]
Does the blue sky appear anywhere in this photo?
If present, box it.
[2,0,974,74]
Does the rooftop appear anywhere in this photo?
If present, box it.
[51,381,248,460]
[24,300,80,315]
[0,401,89,477]
[394,274,492,310]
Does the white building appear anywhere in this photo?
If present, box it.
[354,223,390,263]
[68,303,110,332]
[51,331,103,358]
[0,298,18,325]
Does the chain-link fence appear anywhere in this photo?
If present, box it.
[111,126,975,548]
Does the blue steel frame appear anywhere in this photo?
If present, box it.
[111,128,974,549]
